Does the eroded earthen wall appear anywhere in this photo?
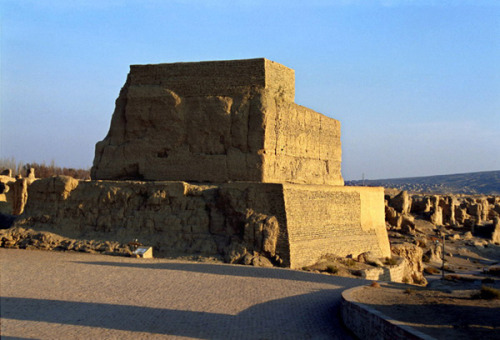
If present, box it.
[91,58,343,185]
[16,176,290,265]
[283,185,390,268]
[14,176,390,268]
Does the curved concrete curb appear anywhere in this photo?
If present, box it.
[341,285,436,340]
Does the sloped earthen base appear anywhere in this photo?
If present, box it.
[14,176,390,268]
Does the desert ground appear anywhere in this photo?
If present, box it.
[352,280,500,339]
[2,217,499,339]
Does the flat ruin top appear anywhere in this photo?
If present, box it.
[129,58,295,100]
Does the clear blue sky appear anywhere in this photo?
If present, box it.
[1,0,499,180]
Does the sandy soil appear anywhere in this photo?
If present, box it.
[352,282,500,340]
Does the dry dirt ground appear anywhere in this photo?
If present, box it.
[349,215,500,340]
[352,282,500,340]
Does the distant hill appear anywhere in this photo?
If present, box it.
[345,170,500,195]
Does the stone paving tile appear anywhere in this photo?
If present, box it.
[1,249,367,339]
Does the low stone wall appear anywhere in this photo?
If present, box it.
[341,286,435,340]
[13,176,390,268]
[15,177,288,266]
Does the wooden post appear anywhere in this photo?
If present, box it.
[441,232,445,280]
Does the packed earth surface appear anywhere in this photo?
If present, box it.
[351,281,500,340]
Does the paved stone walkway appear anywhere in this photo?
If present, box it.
[1,248,367,339]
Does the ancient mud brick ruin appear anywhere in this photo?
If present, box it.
[92,59,343,185]
[13,59,391,268]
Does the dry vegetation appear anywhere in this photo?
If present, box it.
[0,158,90,180]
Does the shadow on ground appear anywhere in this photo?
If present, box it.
[1,251,369,339]
[73,260,367,286]
[2,288,353,339]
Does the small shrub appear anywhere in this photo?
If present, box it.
[424,267,440,275]
[326,265,338,274]
[412,275,427,285]
[445,274,460,281]
[384,257,398,266]
[367,260,382,267]
[486,267,500,277]
[370,281,380,288]
[472,286,500,300]
[416,239,426,248]
[479,286,500,300]
[443,265,455,273]
[343,259,356,267]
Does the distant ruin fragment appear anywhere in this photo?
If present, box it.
[12,59,391,268]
